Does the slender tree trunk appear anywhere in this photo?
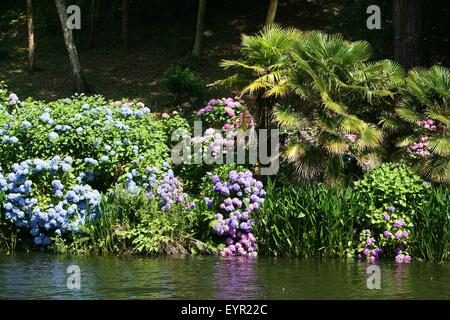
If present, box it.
[192,0,206,58]
[393,0,422,69]
[27,0,35,74]
[54,0,87,92]
[122,0,128,50]
[88,0,95,50]
[265,0,278,25]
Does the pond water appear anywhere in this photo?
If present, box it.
[0,253,449,299]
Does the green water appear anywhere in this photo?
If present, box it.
[0,253,449,299]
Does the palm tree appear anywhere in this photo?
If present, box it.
[215,24,301,128]
[274,31,405,184]
[395,66,450,184]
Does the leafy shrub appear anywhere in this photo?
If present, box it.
[163,65,205,105]
[0,81,8,105]
[0,88,175,248]
[171,98,255,194]
[353,163,430,211]
[354,206,413,263]
[159,111,191,146]
[353,163,430,262]
[0,93,169,192]
[195,97,254,131]
[103,186,197,255]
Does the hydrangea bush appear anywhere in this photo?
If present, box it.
[192,97,256,165]
[174,98,256,193]
[0,93,169,192]
[121,161,195,212]
[355,206,412,263]
[204,170,265,257]
[0,157,101,245]
[0,89,174,247]
[353,163,430,263]
[196,97,254,131]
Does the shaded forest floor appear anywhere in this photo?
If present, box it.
[0,0,448,110]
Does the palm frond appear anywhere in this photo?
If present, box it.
[396,107,424,123]
[273,106,308,129]
[285,142,307,162]
[318,132,347,155]
[338,115,366,133]
[428,137,450,156]
[356,125,382,150]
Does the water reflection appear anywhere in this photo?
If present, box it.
[0,253,449,299]
[213,257,259,299]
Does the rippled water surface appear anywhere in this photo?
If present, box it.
[0,253,449,299]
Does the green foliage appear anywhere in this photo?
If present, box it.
[254,174,449,261]
[0,191,17,253]
[0,81,8,104]
[274,31,404,184]
[352,163,430,261]
[218,25,406,184]
[159,112,191,144]
[353,163,430,212]
[0,8,26,42]
[216,24,301,128]
[52,186,215,256]
[410,185,450,261]
[395,66,450,184]
[0,93,169,192]
[163,65,205,105]
[218,24,300,98]
[254,179,357,258]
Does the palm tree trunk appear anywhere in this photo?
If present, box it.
[393,0,422,69]
[192,0,206,58]
[54,0,87,92]
[122,0,129,51]
[27,0,35,74]
[265,0,278,25]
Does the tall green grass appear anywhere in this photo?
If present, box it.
[254,179,358,258]
[410,185,450,262]
[255,179,450,261]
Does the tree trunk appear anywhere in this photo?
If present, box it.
[192,0,206,58]
[122,0,129,50]
[265,0,278,25]
[27,0,35,74]
[88,0,95,50]
[393,0,422,69]
[54,0,87,92]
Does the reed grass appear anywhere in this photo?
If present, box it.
[255,179,450,261]
[254,179,358,258]
[410,185,450,262]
